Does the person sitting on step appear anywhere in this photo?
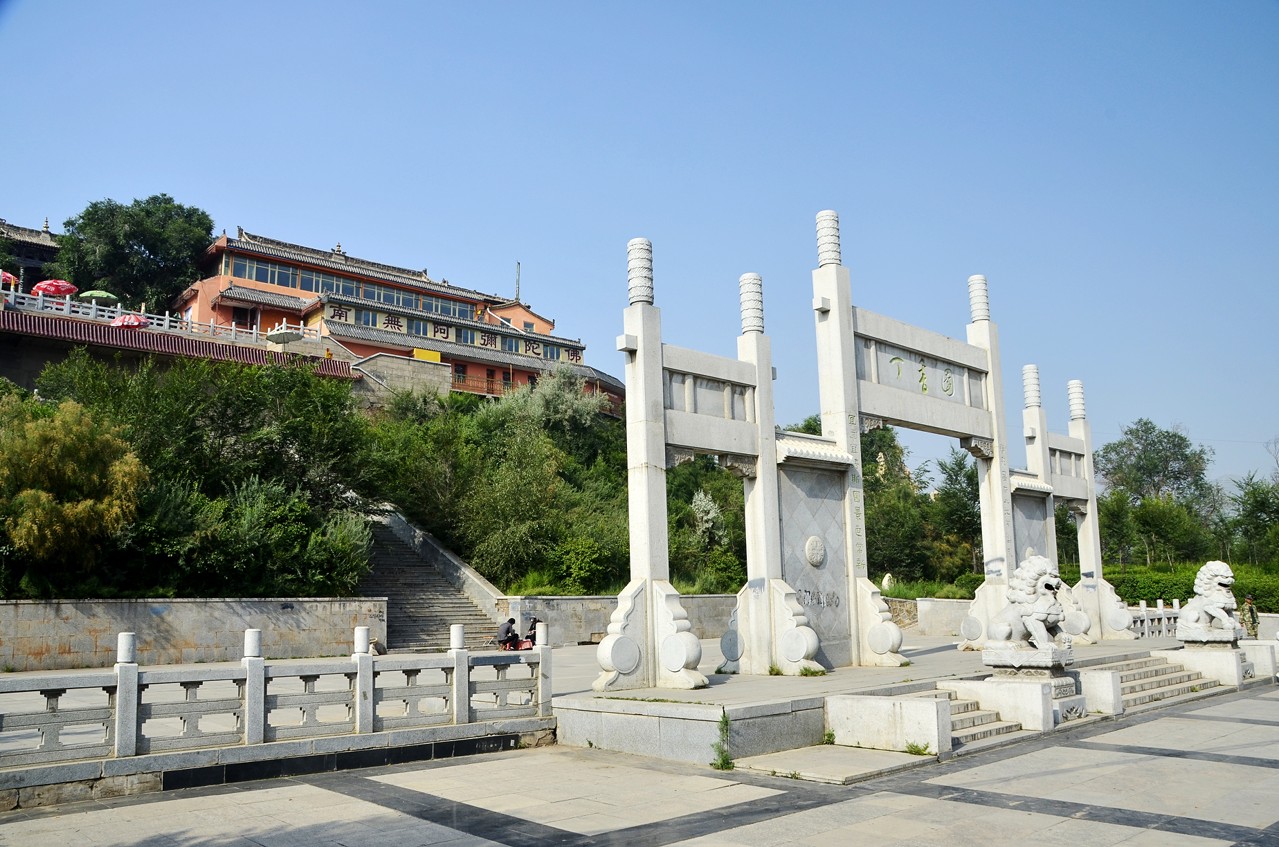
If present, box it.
[496,618,520,650]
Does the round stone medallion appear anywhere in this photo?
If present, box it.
[720,628,743,662]
[959,615,984,642]
[1104,606,1134,632]
[661,631,702,672]
[804,536,826,567]
[1063,610,1091,636]
[867,621,903,655]
[597,634,641,675]
[780,626,819,663]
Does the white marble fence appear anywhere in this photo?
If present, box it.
[2,288,319,345]
[0,626,550,769]
[1130,599,1180,638]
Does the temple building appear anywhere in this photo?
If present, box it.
[175,228,622,402]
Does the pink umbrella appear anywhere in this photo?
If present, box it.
[32,279,78,297]
[0,271,17,289]
[111,313,150,328]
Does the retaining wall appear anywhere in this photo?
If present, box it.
[0,599,387,671]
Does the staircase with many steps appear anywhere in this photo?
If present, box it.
[359,522,500,651]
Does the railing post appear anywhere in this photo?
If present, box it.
[242,628,265,745]
[449,626,470,725]
[352,626,374,733]
[534,622,552,717]
[1137,601,1149,637]
[113,632,139,758]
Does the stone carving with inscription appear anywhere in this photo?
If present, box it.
[987,554,1072,650]
[1177,560,1243,642]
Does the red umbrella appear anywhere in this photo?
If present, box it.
[0,271,17,289]
[33,279,78,297]
[111,313,150,328]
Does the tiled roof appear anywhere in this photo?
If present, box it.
[0,309,358,380]
[0,219,59,248]
[212,285,318,311]
[324,320,623,391]
[229,230,501,303]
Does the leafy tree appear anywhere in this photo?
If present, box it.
[1098,488,1139,569]
[0,236,21,277]
[924,448,982,578]
[38,350,372,513]
[785,414,822,435]
[1231,473,1279,567]
[459,418,567,586]
[1054,503,1079,565]
[0,396,147,595]
[1094,418,1214,507]
[1132,495,1210,567]
[47,194,214,310]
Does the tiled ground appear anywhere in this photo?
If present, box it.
[2,686,1278,847]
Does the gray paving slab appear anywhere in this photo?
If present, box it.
[3,681,1276,846]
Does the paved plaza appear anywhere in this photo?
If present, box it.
[2,637,1277,846]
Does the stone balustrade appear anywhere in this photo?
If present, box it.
[0,625,551,772]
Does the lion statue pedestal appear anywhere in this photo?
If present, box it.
[1177,560,1245,647]
[975,555,1088,725]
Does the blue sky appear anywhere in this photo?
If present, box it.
[3,1,1276,485]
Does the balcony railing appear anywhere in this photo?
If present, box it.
[2,289,321,346]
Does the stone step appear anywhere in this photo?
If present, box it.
[1122,677,1218,709]
[950,708,1003,731]
[1121,668,1201,695]
[951,719,1023,747]
[361,521,500,651]
[1082,656,1168,674]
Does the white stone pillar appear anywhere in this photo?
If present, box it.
[1021,364,1059,561]
[1068,380,1133,639]
[242,629,265,745]
[810,211,903,667]
[450,643,471,724]
[594,238,706,690]
[113,632,139,758]
[352,627,374,733]
[959,275,1018,648]
[450,624,466,651]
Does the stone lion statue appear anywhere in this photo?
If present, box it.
[1178,560,1240,634]
[987,554,1068,649]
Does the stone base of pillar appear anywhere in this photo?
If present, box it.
[853,577,906,667]
[719,578,822,675]
[594,578,707,691]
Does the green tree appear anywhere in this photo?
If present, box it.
[0,236,21,277]
[1098,488,1139,568]
[47,194,214,310]
[1094,418,1214,507]
[1231,472,1279,566]
[925,448,982,578]
[0,396,147,595]
[1132,495,1210,567]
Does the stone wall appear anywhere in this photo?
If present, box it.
[507,594,736,647]
[0,598,387,671]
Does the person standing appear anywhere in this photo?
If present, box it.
[1241,595,1260,639]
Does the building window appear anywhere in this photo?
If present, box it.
[355,309,377,326]
[453,363,468,386]
[501,336,520,353]
[523,321,535,332]
[542,344,561,361]
[231,306,257,328]
[457,328,476,345]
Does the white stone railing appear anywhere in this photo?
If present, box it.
[1129,599,1180,638]
[2,289,321,344]
[0,625,550,769]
